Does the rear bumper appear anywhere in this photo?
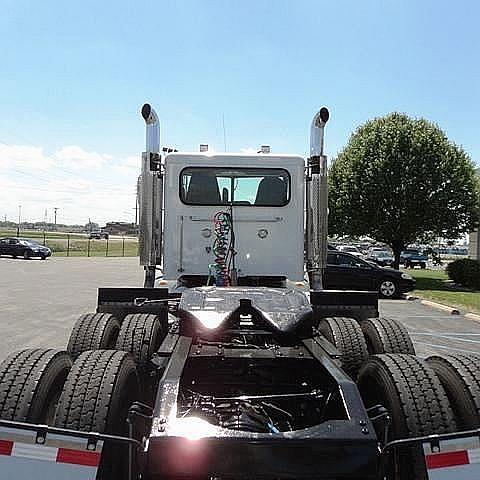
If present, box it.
[146,436,379,479]
[404,258,427,265]
[31,251,51,257]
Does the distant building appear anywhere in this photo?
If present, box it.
[104,222,137,236]
[469,167,480,260]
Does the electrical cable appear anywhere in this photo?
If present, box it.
[212,211,232,286]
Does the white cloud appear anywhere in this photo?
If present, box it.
[0,144,55,169]
[1,143,138,225]
[111,155,141,176]
[54,145,112,170]
[123,155,140,168]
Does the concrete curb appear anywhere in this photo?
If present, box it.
[406,294,480,320]
[465,312,480,323]
[419,298,460,315]
[406,295,460,314]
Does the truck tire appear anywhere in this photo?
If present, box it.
[360,317,415,355]
[115,313,167,367]
[358,354,456,480]
[54,350,139,480]
[426,354,480,429]
[0,349,72,424]
[318,317,368,378]
[67,313,120,359]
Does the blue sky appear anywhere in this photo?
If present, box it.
[1,0,479,224]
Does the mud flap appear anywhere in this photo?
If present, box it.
[424,436,480,479]
[0,426,103,480]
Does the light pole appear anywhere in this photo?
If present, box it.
[16,205,21,237]
[54,207,59,230]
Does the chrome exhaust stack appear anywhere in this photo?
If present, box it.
[139,103,163,287]
[306,107,329,291]
[142,103,160,152]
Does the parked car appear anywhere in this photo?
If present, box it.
[400,248,428,269]
[366,250,394,267]
[337,245,364,258]
[367,246,391,254]
[0,237,52,260]
[89,231,109,240]
[326,251,415,298]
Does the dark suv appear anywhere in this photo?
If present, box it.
[400,249,428,269]
[89,231,109,240]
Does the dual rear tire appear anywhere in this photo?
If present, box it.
[115,313,168,404]
[319,316,472,478]
[318,316,415,378]
[358,353,456,480]
[0,311,168,480]
[55,350,139,480]
[0,348,140,480]
[0,349,72,424]
[67,312,168,367]
[67,313,120,358]
[317,317,368,379]
[426,353,480,429]
[361,317,415,355]
[115,313,167,366]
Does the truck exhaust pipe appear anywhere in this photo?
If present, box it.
[139,104,163,287]
[141,103,160,153]
[307,107,329,291]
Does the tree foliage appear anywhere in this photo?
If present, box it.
[328,113,480,267]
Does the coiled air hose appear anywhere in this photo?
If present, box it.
[210,211,232,286]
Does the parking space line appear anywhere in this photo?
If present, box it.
[411,332,480,335]
[412,335,480,345]
[408,332,480,337]
[420,335,480,345]
[413,341,478,355]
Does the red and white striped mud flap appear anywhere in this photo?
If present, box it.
[424,435,480,480]
[0,425,103,479]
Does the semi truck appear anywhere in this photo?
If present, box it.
[0,104,479,479]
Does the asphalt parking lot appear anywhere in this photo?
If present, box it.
[0,256,479,359]
[381,299,480,357]
[0,256,143,358]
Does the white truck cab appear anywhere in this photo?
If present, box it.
[139,103,329,291]
[162,153,305,284]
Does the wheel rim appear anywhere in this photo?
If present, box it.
[380,280,395,297]
[23,252,29,259]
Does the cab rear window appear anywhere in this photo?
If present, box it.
[180,167,290,206]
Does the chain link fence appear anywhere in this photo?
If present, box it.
[13,231,139,257]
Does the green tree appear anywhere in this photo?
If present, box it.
[329,113,480,268]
